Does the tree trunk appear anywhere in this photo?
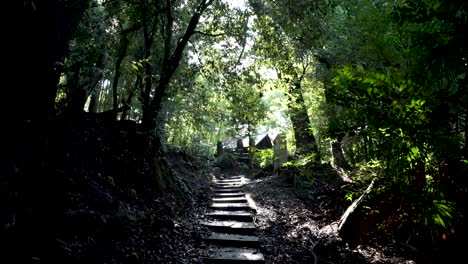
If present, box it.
[216,141,224,157]
[139,0,159,130]
[121,76,141,120]
[9,1,89,261]
[143,0,214,131]
[88,81,101,113]
[288,80,319,157]
[331,138,352,171]
[363,133,369,162]
[67,63,81,98]
[463,109,468,158]
[65,51,104,116]
[111,36,130,119]
[67,71,103,116]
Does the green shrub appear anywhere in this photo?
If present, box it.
[253,149,274,168]
[215,153,237,171]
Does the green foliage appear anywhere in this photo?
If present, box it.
[283,152,321,188]
[55,0,467,251]
[185,141,214,161]
[352,160,384,182]
[343,160,384,202]
[214,153,238,171]
[283,152,319,168]
[226,66,268,135]
[253,149,274,168]
[393,190,459,245]
[419,199,457,238]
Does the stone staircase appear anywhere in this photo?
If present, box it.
[201,175,265,263]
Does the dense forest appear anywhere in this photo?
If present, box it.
[5,0,468,263]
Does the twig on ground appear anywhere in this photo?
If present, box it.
[318,256,336,264]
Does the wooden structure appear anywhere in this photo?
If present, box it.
[221,134,274,152]
[219,134,275,165]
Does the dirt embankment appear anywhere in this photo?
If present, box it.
[2,116,213,263]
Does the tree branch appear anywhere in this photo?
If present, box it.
[197,0,215,12]
[193,30,225,37]
[338,179,375,231]
[166,0,212,77]
[162,0,174,67]
[298,61,309,83]
[148,0,215,126]
[230,10,250,73]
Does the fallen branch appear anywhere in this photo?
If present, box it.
[318,256,336,264]
[311,239,318,264]
[338,179,375,231]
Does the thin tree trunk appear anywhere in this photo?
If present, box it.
[66,52,104,115]
[140,0,159,129]
[363,134,369,162]
[111,36,129,118]
[464,109,468,157]
[121,76,141,120]
[68,71,103,115]
[331,138,352,171]
[288,80,319,157]
[97,79,109,112]
[144,0,214,131]
[88,80,101,113]
[67,63,81,98]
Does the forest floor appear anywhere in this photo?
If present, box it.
[151,159,417,264]
[0,115,448,263]
[242,168,418,264]
[3,117,214,264]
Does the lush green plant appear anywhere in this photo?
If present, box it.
[417,199,457,240]
[214,153,237,171]
[186,141,214,161]
[342,160,384,202]
[253,149,274,168]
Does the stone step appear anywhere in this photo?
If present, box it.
[213,192,246,198]
[215,179,243,183]
[212,197,248,203]
[215,178,242,183]
[206,233,260,248]
[202,175,263,263]
[203,246,265,263]
[210,203,252,211]
[215,184,243,188]
[215,183,243,186]
[214,188,244,193]
[214,184,244,188]
[215,186,244,190]
[205,211,253,222]
[217,176,242,180]
[202,220,257,235]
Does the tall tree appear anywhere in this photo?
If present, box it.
[9,1,90,261]
[142,0,215,131]
[249,0,324,157]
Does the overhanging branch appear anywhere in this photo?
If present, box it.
[193,30,225,37]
